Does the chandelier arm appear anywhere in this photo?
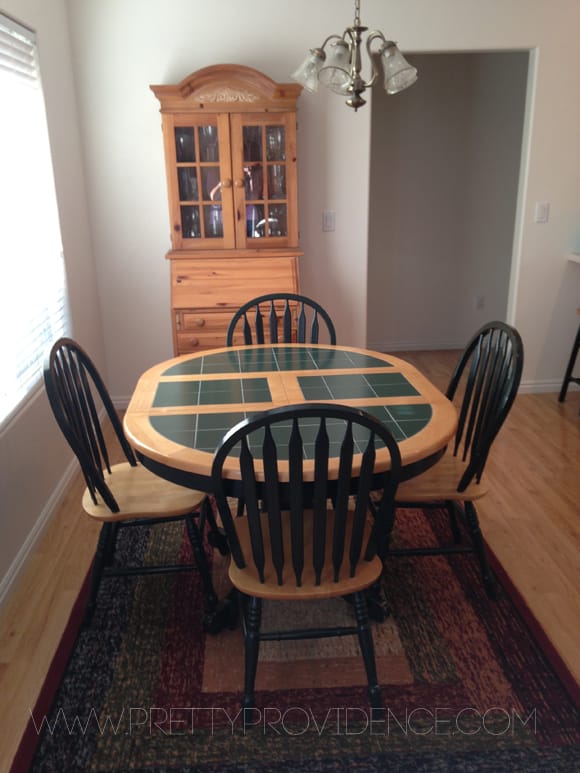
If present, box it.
[365,30,390,88]
[319,33,347,52]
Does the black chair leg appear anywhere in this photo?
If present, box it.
[242,594,262,710]
[185,513,218,612]
[85,522,116,622]
[352,591,382,715]
[446,500,463,544]
[201,497,229,556]
[558,324,580,402]
[464,502,496,599]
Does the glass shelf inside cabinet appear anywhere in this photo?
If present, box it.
[243,123,288,239]
[175,124,223,240]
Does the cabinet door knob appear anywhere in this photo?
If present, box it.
[234,178,244,188]
[189,337,199,346]
[222,178,232,188]
[195,318,205,327]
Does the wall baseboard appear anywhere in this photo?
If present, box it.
[518,379,576,395]
[0,457,79,614]
[368,342,573,396]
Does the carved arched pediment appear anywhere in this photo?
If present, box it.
[151,64,301,112]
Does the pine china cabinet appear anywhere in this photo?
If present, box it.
[151,65,303,355]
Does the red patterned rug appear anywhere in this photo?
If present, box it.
[14,508,579,771]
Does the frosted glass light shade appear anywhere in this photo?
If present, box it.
[291,50,324,93]
[318,40,352,95]
[381,44,417,94]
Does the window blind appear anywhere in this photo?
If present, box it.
[0,13,70,425]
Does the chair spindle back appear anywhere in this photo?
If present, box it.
[447,322,523,490]
[44,338,136,511]
[211,403,401,587]
[226,293,337,346]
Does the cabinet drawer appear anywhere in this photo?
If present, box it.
[175,331,228,354]
[171,257,298,309]
[176,310,233,333]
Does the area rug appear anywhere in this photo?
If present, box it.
[15,508,579,771]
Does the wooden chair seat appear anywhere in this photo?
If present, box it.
[395,450,488,503]
[81,462,206,522]
[229,509,383,600]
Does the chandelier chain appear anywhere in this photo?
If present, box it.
[354,0,361,27]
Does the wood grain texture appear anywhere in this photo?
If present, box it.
[0,350,578,770]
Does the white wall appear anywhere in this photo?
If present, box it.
[2,0,580,599]
[367,52,528,351]
[0,0,103,603]
[63,0,580,397]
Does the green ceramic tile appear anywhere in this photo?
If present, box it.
[153,382,200,407]
[365,372,408,386]
[196,411,245,431]
[195,428,234,452]
[298,373,420,400]
[342,351,394,369]
[198,381,242,404]
[150,415,196,445]
[274,347,319,371]
[238,348,278,372]
[201,351,242,374]
[241,378,272,401]
[162,359,203,377]
[388,404,432,421]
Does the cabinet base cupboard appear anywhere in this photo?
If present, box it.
[151,65,303,355]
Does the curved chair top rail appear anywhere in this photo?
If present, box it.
[226,292,337,346]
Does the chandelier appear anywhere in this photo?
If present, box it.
[291,0,417,111]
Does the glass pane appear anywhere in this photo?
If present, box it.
[243,126,262,162]
[201,167,221,201]
[267,164,286,199]
[244,163,263,200]
[198,125,219,162]
[177,168,198,201]
[266,126,286,161]
[204,204,223,237]
[269,204,287,236]
[246,204,265,238]
[181,205,201,238]
[175,127,195,162]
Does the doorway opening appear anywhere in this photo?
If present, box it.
[367,51,529,351]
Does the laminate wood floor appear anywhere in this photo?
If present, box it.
[0,350,578,771]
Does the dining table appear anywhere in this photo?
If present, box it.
[124,342,457,493]
[123,343,457,626]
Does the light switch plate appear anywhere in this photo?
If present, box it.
[322,210,336,232]
[534,201,550,223]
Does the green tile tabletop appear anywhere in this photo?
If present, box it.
[125,343,457,483]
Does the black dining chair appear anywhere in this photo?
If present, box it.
[211,403,402,713]
[44,338,226,630]
[558,307,580,404]
[226,292,336,346]
[390,321,524,597]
